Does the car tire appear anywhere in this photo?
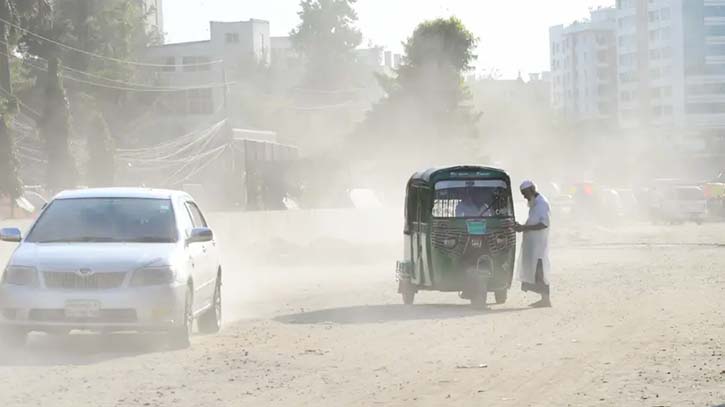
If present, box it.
[0,327,27,348]
[495,290,508,304]
[198,276,222,334]
[399,279,416,305]
[168,287,193,349]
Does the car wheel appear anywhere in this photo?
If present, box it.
[495,290,508,304]
[399,279,416,305]
[198,276,222,334]
[0,327,27,348]
[168,287,192,349]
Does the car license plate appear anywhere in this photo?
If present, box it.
[64,300,101,319]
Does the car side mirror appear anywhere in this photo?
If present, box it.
[187,227,213,244]
[0,228,22,243]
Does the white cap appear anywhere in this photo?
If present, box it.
[520,180,536,191]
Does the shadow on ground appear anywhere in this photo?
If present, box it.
[275,304,530,325]
[0,332,175,367]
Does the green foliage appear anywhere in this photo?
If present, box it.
[355,17,480,159]
[0,116,21,198]
[290,0,362,89]
[54,0,157,81]
[86,110,114,187]
[40,65,76,191]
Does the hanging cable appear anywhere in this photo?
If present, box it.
[0,15,223,69]
[0,50,235,92]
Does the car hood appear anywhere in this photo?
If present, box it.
[10,243,181,272]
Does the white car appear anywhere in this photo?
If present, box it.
[0,188,222,348]
[651,185,708,224]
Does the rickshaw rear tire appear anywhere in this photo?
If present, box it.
[495,290,508,304]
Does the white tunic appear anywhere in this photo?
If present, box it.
[516,194,551,285]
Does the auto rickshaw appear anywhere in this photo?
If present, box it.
[396,166,516,307]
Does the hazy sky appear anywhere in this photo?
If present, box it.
[164,0,613,79]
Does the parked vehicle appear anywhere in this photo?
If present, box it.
[0,188,222,348]
[650,185,707,224]
[396,166,516,307]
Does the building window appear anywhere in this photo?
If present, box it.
[705,6,725,17]
[687,103,725,114]
[652,105,672,117]
[226,33,240,44]
[688,83,725,96]
[660,8,670,21]
[162,56,175,72]
[182,56,211,72]
[706,25,725,37]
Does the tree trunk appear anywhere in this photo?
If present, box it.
[0,0,21,205]
[41,52,76,192]
[0,0,13,102]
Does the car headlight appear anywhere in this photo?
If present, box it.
[2,266,39,287]
[130,266,177,287]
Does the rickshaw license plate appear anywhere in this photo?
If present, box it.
[65,300,101,319]
[467,221,487,235]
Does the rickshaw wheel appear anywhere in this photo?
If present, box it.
[495,290,508,304]
[399,279,416,305]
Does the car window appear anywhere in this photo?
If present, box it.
[185,202,208,228]
[26,198,178,243]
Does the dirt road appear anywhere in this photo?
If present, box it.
[0,212,724,406]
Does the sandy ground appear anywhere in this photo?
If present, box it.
[0,211,724,406]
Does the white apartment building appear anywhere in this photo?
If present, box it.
[616,0,725,135]
[550,8,619,123]
[143,20,271,126]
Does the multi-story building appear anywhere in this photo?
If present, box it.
[550,8,619,124]
[615,0,725,138]
[143,20,271,126]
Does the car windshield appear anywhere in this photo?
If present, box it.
[432,180,512,218]
[26,198,178,243]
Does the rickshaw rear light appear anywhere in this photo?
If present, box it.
[443,238,457,248]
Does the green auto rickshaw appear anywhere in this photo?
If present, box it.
[396,166,517,307]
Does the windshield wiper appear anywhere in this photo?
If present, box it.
[36,237,120,243]
[129,237,175,243]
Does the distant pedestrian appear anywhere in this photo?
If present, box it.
[514,180,552,308]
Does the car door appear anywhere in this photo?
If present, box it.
[184,201,217,309]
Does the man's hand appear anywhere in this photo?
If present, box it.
[513,222,523,232]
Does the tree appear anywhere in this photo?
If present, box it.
[290,0,362,90]
[354,17,480,165]
[15,1,77,192]
[0,0,49,200]
[85,110,114,187]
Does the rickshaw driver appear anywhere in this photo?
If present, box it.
[456,187,493,217]
[514,180,552,308]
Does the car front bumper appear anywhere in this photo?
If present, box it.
[0,283,186,332]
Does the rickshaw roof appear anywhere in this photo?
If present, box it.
[408,166,510,186]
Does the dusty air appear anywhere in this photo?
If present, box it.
[0,0,723,406]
